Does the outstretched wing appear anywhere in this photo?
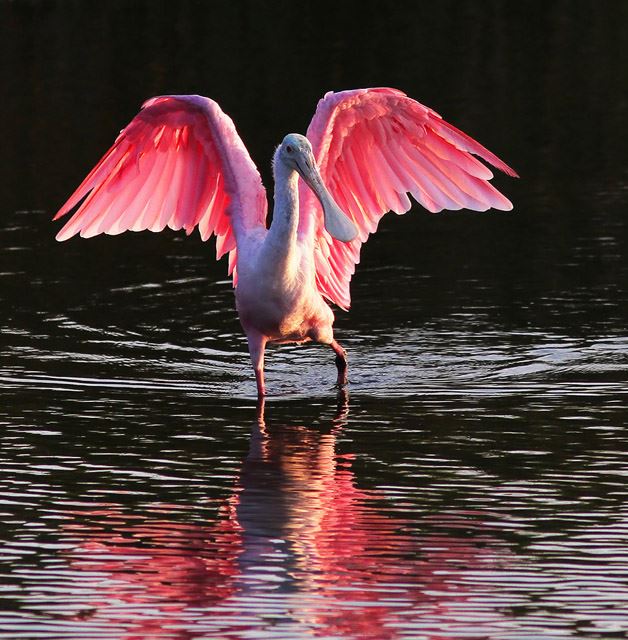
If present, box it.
[299,88,518,310]
[54,95,268,280]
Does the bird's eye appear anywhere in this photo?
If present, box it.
[286,145,293,153]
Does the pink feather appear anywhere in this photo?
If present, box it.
[300,88,518,310]
[54,95,268,284]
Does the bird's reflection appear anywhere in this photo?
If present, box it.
[63,393,510,638]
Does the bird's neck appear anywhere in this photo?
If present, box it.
[270,162,300,241]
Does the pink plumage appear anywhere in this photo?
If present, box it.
[55,88,517,396]
[54,95,268,282]
[298,88,518,310]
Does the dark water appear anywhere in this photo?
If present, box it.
[2,2,628,638]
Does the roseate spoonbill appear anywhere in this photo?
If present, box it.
[54,88,517,396]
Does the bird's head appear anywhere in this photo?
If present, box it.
[277,133,358,243]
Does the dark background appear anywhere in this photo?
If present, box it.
[2,0,627,343]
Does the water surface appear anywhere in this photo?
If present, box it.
[2,2,628,638]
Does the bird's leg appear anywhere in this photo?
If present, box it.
[247,332,268,397]
[255,368,266,398]
[330,339,348,387]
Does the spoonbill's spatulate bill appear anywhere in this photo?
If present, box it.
[54,88,518,397]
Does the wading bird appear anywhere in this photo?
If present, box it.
[54,88,517,396]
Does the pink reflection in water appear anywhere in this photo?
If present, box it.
[62,397,511,638]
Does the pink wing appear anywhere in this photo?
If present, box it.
[54,95,268,281]
[299,88,518,310]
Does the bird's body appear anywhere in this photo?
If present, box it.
[233,138,347,392]
[54,88,517,396]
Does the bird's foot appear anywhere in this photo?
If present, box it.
[331,340,348,387]
[335,365,348,388]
